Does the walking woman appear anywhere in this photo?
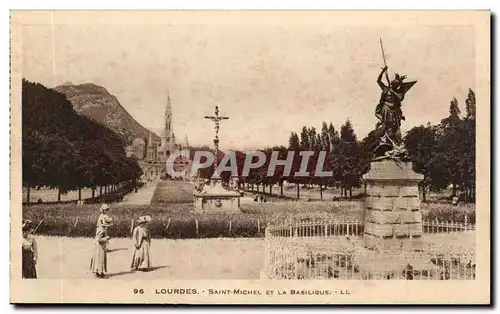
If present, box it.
[22,220,38,279]
[130,215,152,271]
[97,203,112,251]
[90,216,113,278]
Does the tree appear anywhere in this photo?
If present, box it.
[22,79,143,203]
[288,132,300,151]
[337,120,362,199]
[299,126,311,150]
[435,97,464,197]
[403,124,439,202]
[461,89,476,201]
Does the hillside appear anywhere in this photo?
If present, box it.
[54,82,160,145]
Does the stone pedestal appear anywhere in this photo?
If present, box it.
[193,179,241,213]
[363,160,424,252]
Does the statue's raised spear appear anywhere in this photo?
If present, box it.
[379,38,391,86]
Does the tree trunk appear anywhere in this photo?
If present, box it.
[280,182,284,197]
[26,187,30,206]
[349,187,352,201]
[57,188,61,203]
[92,188,95,199]
[452,183,457,197]
[296,182,300,200]
[422,184,427,203]
[269,184,272,195]
[100,186,103,196]
[319,184,323,200]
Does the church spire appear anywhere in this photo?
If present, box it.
[164,91,173,138]
[166,91,172,116]
[160,91,175,154]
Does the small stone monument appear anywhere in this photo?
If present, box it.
[193,106,241,213]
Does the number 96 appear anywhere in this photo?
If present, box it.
[133,289,144,294]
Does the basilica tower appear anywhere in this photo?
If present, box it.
[160,92,176,156]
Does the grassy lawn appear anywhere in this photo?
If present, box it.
[23,200,474,239]
[22,188,96,203]
[22,180,475,239]
[150,181,194,204]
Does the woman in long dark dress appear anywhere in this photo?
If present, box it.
[22,220,38,279]
[90,216,113,278]
[130,215,152,271]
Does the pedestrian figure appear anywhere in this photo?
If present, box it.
[90,216,113,279]
[22,220,38,279]
[97,203,112,251]
[131,215,152,272]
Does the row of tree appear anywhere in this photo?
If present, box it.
[22,79,143,203]
[195,89,476,202]
[404,90,476,202]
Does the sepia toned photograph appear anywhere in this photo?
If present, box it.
[10,10,490,304]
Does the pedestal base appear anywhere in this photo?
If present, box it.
[193,195,241,213]
[193,179,241,213]
[363,234,425,252]
[363,160,424,252]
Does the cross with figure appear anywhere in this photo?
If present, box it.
[204,106,229,168]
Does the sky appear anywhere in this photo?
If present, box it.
[20,12,475,151]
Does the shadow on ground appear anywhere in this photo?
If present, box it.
[106,265,170,278]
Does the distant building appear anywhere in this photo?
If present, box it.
[139,92,191,181]
[126,138,146,159]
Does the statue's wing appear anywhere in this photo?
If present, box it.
[401,81,417,94]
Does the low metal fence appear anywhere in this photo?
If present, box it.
[262,217,476,280]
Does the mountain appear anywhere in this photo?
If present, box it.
[53,82,160,145]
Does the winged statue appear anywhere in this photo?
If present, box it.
[372,40,417,161]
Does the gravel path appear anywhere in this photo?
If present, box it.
[117,183,159,205]
[28,236,264,280]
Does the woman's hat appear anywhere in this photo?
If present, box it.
[137,215,152,224]
[99,203,110,213]
[100,216,114,227]
[22,219,32,231]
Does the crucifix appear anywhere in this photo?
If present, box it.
[204,105,229,170]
